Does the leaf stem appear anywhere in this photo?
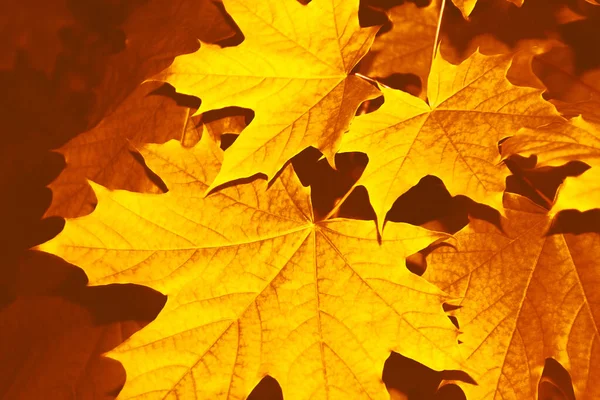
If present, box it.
[180,108,192,146]
[429,0,447,73]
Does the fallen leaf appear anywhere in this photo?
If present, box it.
[153,0,381,192]
[340,50,561,231]
[424,193,600,399]
[39,136,464,399]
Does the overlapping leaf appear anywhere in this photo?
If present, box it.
[39,136,464,399]
[46,83,194,218]
[340,51,562,231]
[503,116,600,212]
[358,0,440,98]
[46,82,246,218]
[424,193,600,399]
[154,0,381,192]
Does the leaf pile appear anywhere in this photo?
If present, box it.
[4,0,600,398]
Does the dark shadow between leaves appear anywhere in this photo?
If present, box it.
[383,352,474,400]
[559,15,600,74]
[8,250,166,325]
[355,95,386,115]
[247,375,283,400]
[292,149,370,221]
[362,0,428,11]
[291,147,324,186]
[220,133,239,151]
[212,0,246,47]
[206,173,269,197]
[387,175,501,234]
[148,83,201,109]
[434,384,467,400]
[539,358,576,400]
[339,186,378,221]
[358,0,392,28]
[387,176,456,227]
[232,350,476,400]
[208,106,255,127]
[504,154,590,210]
[548,209,600,235]
[377,73,423,98]
[130,149,170,193]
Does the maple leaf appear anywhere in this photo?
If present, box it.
[502,116,600,212]
[340,50,562,231]
[358,0,440,98]
[39,135,464,399]
[46,82,245,218]
[153,0,381,192]
[423,193,600,399]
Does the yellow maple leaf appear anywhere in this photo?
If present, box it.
[340,51,562,232]
[358,0,440,99]
[423,193,600,399]
[502,116,600,212]
[39,136,464,399]
[153,0,381,192]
